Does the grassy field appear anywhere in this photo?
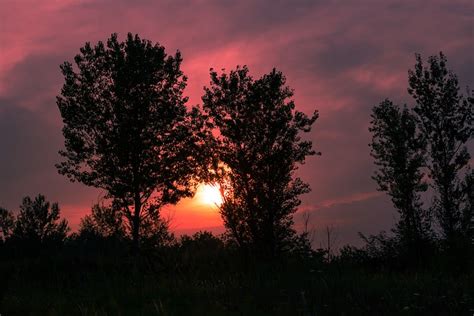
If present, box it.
[1,249,473,316]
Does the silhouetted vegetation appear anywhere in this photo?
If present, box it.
[0,207,14,242]
[462,169,474,240]
[408,53,473,256]
[365,53,473,271]
[369,100,433,266]
[203,66,319,258]
[0,33,473,315]
[56,33,210,252]
[9,195,69,251]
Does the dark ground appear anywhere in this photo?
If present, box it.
[1,244,473,316]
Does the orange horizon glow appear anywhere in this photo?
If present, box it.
[161,183,224,234]
[63,183,226,234]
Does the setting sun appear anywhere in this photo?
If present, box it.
[197,184,223,207]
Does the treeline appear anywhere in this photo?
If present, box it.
[0,194,316,275]
[0,34,472,270]
[341,53,473,270]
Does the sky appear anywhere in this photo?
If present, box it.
[0,0,473,247]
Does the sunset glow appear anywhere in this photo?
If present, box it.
[0,2,471,313]
[0,0,471,246]
[196,184,223,207]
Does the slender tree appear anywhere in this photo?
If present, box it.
[408,52,473,251]
[12,195,69,245]
[202,66,319,257]
[0,207,14,242]
[56,33,209,251]
[369,99,431,261]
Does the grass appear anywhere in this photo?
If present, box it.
[1,250,473,315]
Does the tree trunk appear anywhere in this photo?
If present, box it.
[132,194,141,254]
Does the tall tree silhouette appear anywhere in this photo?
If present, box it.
[408,52,473,251]
[369,99,432,262]
[56,33,209,251]
[202,66,319,257]
[0,207,14,242]
[12,195,69,245]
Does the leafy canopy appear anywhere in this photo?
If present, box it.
[57,33,210,247]
[408,52,473,245]
[369,99,432,257]
[12,195,69,244]
[202,66,319,256]
[0,207,14,242]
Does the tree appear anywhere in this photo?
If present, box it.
[0,207,14,242]
[136,202,175,248]
[77,201,173,250]
[202,66,319,257]
[56,33,209,251]
[369,99,432,262]
[78,202,126,240]
[12,195,69,245]
[408,52,473,251]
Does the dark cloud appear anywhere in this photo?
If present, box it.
[0,101,98,215]
[1,54,65,114]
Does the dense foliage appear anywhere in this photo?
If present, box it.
[408,53,473,252]
[369,100,433,265]
[202,66,319,257]
[56,33,210,250]
[10,195,69,247]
